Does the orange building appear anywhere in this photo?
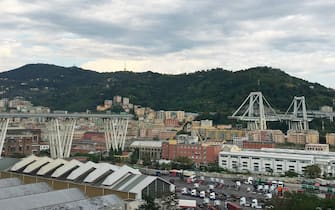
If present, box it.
[242,141,275,149]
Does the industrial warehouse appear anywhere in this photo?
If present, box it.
[0,155,174,209]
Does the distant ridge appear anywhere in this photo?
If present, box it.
[0,64,334,112]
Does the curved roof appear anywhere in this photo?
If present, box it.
[102,165,141,186]
[83,163,120,183]
[23,157,53,173]
[36,159,68,176]
[51,159,83,178]
[10,155,39,171]
[67,161,96,181]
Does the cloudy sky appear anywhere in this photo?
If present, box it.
[1,0,335,88]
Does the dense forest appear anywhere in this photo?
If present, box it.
[0,64,334,115]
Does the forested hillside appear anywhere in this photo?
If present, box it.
[0,64,334,113]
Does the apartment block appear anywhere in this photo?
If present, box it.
[162,142,221,164]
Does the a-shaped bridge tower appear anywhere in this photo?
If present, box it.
[284,96,310,130]
[230,92,280,130]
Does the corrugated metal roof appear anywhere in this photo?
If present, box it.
[111,173,135,190]
[0,178,21,188]
[102,165,141,186]
[23,157,53,173]
[126,176,156,194]
[0,182,52,200]
[51,159,83,178]
[36,159,68,176]
[36,194,124,210]
[130,141,162,148]
[120,175,149,192]
[10,155,39,171]
[67,161,96,181]
[0,188,85,210]
[83,163,120,183]
[0,158,20,171]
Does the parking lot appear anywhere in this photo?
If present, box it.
[164,174,298,210]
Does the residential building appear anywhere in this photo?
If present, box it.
[242,141,275,149]
[320,106,333,113]
[162,142,221,165]
[122,97,129,105]
[113,95,122,104]
[3,129,41,156]
[198,128,246,142]
[200,120,213,128]
[164,118,179,127]
[287,130,319,144]
[326,133,335,145]
[176,111,185,122]
[219,147,335,176]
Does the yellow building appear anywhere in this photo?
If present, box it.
[326,133,335,145]
[287,130,319,144]
[197,127,246,141]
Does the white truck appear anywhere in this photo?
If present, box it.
[240,197,251,207]
[251,199,262,209]
[191,189,197,197]
[181,187,188,195]
[245,176,254,184]
[209,192,216,200]
[199,191,206,198]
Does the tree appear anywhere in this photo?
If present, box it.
[137,195,160,210]
[267,191,335,210]
[129,149,139,164]
[304,164,321,179]
[284,170,299,177]
[172,156,194,170]
[142,154,152,166]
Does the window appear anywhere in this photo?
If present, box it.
[276,164,283,171]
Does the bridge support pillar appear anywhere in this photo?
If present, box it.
[0,119,9,158]
[48,118,76,159]
[104,118,128,153]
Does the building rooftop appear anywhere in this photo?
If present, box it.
[0,182,51,200]
[0,188,85,210]
[130,140,163,148]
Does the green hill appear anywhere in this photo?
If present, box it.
[0,64,334,113]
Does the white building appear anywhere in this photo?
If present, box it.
[219,148,335,176]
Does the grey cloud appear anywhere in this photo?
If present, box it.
[1,0,335,87]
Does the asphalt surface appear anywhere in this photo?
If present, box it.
[164,175,302,210]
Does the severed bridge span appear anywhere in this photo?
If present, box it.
[230,91,335,131]
[0,113,132,159]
